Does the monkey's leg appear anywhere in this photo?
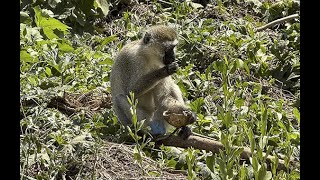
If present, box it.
[150,109,168,136]
[114,94,149,126]
[113,94,133,125]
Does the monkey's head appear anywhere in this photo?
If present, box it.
[142,25,178,65]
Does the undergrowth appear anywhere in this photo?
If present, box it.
[20,0,300,179]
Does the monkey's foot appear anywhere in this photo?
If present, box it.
[150,120,166,135]
[177,126,192,140]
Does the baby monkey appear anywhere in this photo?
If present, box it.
[110,25,196,139]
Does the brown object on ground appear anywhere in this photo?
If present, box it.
[47,88,113,117]
[156,135,298,172]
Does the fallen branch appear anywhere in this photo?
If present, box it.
[256,13,299,32]
[156,135,297,171]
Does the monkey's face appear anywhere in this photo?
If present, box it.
[162,38,178,65]
[142,27,178,65]
[163,46,176,65]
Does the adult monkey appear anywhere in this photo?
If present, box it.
[110,25,196,139]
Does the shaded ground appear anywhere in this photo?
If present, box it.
[77,141,187,179]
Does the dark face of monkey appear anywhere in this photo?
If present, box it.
[163,47,175,65]
[143,31,177,65]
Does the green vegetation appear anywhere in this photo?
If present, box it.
[20,0,300,179]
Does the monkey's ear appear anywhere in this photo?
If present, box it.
[143,32,151,44]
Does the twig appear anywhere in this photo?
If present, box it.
[156,135,297,171]
[256,14,299,32]
[158,0,173,6]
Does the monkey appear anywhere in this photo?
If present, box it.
[110,25,196,139]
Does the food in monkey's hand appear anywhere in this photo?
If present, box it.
[163,109,196,128]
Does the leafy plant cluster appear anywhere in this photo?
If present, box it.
[20,0,300,179]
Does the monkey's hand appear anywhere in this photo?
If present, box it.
[163,49,175,65]
[177,126,192,140]
[184,110,197,124]
[165,62,178,75]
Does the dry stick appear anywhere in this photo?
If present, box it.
[256,13,299,32]
[157,135,297,171]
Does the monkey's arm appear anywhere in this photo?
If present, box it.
[129,63,177,97]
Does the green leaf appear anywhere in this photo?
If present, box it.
[216,157,227,177]
[127,126,134,137]
[247,128,255,153]
[95,0,110,16]
[20,50,36,63]
[94,121,107,128]
[101,35,118,46]
[265,147,273,162]
[27,76,37,86]
[233,147,244,158]
[20,11,32,24]
[258,163,267,180]
[235,99,244,108]
[34,6,43,27]
[247,24,255,37]
[276,112,282,121]
[277,121,287,131]
[166,158,178,168]
[190,97,204,114]
[42,27,59,39]
[243,61,250,74]
[236,59,244,68]
[240,164,247,179]
[213,61,224,73]
[189,2,203,9]
[261,108,267,136]
[206,155,215,172]
[45,67,52,76]
[228,125,237,134]
[223,111,232,127]
[134,151,142,162]
[51,134,66,145]
[259,136,268,149]
[98,57,113,65]
[251,156,259,172]
[58,42,74,52]
[264,171,272,180]
[34,6,70,39]
[148,171,160,176]
[293,107,300,124]
[48,63,62,76]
